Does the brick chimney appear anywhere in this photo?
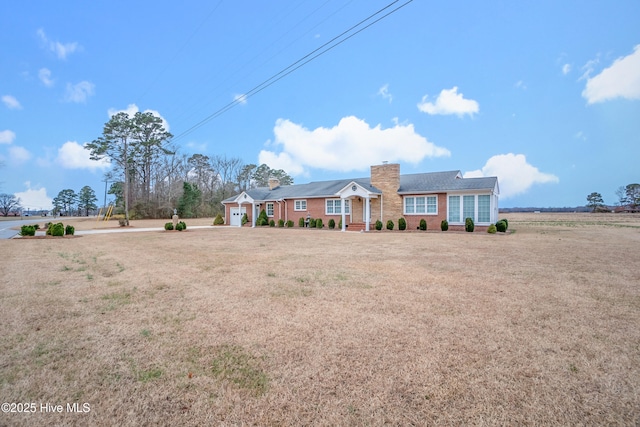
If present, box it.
[370,163,402,223]
[268,177,280,190]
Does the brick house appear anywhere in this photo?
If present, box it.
[222,163,499,231]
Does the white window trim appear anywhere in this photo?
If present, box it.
[294,200,307,211]
[447,193,493,225]
[403,195,438,215]
[266,202,274,217]
[325,198,350,215]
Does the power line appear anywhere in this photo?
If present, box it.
[172,0,413,143]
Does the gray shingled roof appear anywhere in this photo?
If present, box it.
[398,171,498,193]
[223,170,497,203]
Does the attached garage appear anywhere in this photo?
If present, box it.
[229,207,246,226]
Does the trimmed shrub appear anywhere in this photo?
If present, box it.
[213,214,224,225]
[241,213,248,226]
[375,220,383,231]
[298,217,305,228]
[278,219,285,227]
[315,218,323,229]
[398,217,407,231]
[495,220,507,233]
[487,224,497,234]
[51,222,65,237]
[20,225,36,236]
[286,220,294,228]
[440,219,448,231]
[65,225,75,236]
[309,217,316,228]
[34,224,40,230]
[419,219,427,231]
[465,217,474,232]
[164,222,174,230]
[501,218,509,230]
[269,219,275,227]
[257,209,269,226]
[176,221,186,231]
[386,220,394,230]
[338,219,343,229]
[328,219,335,229]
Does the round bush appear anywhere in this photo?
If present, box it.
[501,218,509,230]
[309,218,316,228]
[375,220,383,231]
[278,219,285,227]
[386,220,394,230]
[20,225,36,236]
[165,222,174,230]
[286,220,294,228]
[65,225,75,236]
[487,224,497,234]
[298,217,305,227]
[176,222,185,231]
[465,217,474,232]
[398,217,407,231]
[213,214,224,225]
[269,219,275,227]
[440,219,448,231]
[315,218,323,229]
[419,219,427,231]
[51,223,65,237]
[328,219,335,229]
[495,220,507,233]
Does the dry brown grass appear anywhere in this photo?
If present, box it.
[1,213,639,426]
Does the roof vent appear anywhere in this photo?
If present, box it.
[382,160,388,164]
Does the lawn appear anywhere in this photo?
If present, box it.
[0,213,639,425]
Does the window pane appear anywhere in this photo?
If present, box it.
[463,195,475,222]
[405,197,414,214]
[449,196,460,222]
[301,200,306,210]
[267,203,274,216]
[426,196,436,214]
[416,197,425,213]
[335,200,341,214]
[478,195,490,222]
[326,200,333,214]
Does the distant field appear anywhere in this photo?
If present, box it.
[1,213,638,425]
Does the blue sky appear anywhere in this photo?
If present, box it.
[1,0,639,210]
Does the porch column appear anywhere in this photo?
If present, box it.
[365,195,370,231]
[252,202,256,228]
[341,196,346,232]
[237,202,243,227]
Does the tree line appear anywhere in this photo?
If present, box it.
[587,183,640,212]
[82,111,292,222]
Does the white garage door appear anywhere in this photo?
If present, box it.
[229,207,246,226]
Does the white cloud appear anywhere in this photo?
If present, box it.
[233,93,248,105]
[417,86,479,117]
[2,95,22,110]
[562,63,571,75]
[56,141,110,170]
[36,28,79,60]
[14,182,53,210]
[464,153,558,199]
[258,116,450,176]
[514,80,527,90]
[377,84,392,103]
[64,81,95,103]
[107,104,170,131]
[9,146,31,164]
[39,68,54,87]
[0,129,16,144]
[582,45,640,104]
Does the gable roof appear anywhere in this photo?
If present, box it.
[223,170,497,203]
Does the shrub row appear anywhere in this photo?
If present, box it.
[164,221,187,231]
